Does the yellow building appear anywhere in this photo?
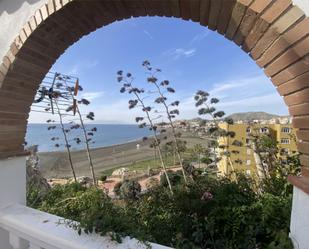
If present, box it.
[217,123,298,177]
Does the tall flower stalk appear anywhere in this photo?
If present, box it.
[194,90,236,173]
[142,60,188,184]
[41,72,98,185]
[76,107,97,186]
[118,70,173,194]
[64,78,97,186]
[52,100,77,182]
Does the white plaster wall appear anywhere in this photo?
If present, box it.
[0,204,172,249]
[0,156,26,208]
[290,186,309,249]
[0,0,47,62]
[0,227,12,249]
[292,0,309,16]
[0,156,26,249]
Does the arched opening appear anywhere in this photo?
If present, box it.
[0,0,309,248]
[1,1,308,174]
[25,15,293,180]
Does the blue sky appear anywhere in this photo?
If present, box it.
[28,17,288,124]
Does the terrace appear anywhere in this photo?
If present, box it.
[0,0,309,248]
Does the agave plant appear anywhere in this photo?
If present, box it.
[142,60,188,184]
[117,69,173,194]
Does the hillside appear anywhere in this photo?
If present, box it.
[226,112,286,121]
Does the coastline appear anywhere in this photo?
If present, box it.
[26,123,154,153]
[37,131,206,179]
[38,136,154,178]
[44,134,155,154]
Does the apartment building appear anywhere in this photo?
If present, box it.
[217,123,298,177]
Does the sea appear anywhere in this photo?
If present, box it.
[25,124,153,152]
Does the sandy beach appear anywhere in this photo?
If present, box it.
[37,131,206,179]
[38,137,156,178]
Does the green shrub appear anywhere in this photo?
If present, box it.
[99,175,107,182]
[113,181,122,197]
[160,170,183,187]
[145,177,159,189]
[119,180,141,200]
[201,156,212,164]
[262,154,301,197]
[29,172,294,248]
[27,185,44,209]
[182,159,195,175]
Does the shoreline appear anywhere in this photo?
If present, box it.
[37,134,165,179]
[26,123,154,153]
[37,135,152,154]
[36,131,206,179]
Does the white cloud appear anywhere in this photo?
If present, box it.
[175,48,196,58]
[81,91,104,101]
[209,75,266,97]
[189,30,210,45]
[164,48,196,60]
[28,91,104,123]
[28,91,288,124]
[67,65,78,75]
[218,93,284,109]
[216,93,288,116]
[210,82,246,96]
[87,60,99,68]
[28,74,288,124]
[143,29,154,40]
[88,99,140,124]
[28,97,135,124]
[172,75,289,120]
[59,60,99,76]
[28,111,56,123]
[177,92,288,120]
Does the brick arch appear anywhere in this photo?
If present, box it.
[0,0,308,188]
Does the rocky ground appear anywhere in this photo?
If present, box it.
[48,166,183,197]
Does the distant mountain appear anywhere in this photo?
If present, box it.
[189,117,203,122]
[226,112,287,121]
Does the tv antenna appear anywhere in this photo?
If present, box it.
[31,72,81,116]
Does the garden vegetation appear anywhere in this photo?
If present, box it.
[27,62,300,249]
[27,154,299,249]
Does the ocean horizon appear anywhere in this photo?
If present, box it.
[26,123,153,152]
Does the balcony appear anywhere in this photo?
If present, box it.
[0,204,170,249]
[0,156,171,249]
